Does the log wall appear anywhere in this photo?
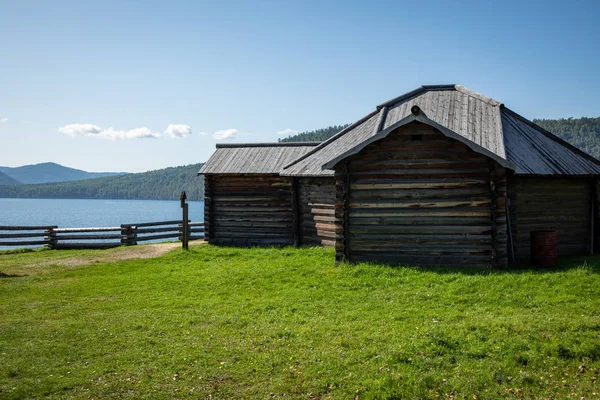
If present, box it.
[514,177,592,260]
[208,174,295,246]
[335,122,507,268]
[297,177,336,246]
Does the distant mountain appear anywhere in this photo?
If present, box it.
[0,171,21,185]
[0,164,204,201]
[0,162,126,184]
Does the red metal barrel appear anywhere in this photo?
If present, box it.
[530,231,558,267]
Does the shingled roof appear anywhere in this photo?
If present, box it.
[280,85,600,176]
[198,142,319,174]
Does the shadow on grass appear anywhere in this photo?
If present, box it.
[353,255,600,276]
[201,244,600,275]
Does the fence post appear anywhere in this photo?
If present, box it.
[45,226,57,249]
[180,191,189,250]
[121,225,137,246]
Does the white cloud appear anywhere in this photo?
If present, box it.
[0,117,8,124]
[198,131,208,136]
[213,128,238,140]
[58,123,103,137]
[164,124,192,139]
[277,128,298,136]
[59,123,193,140]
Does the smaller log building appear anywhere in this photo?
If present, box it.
[199,84,600,268]
[199,142,336,247]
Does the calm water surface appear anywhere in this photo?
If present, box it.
[0,198,204,249]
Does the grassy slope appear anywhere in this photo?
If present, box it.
[1,246,599,399]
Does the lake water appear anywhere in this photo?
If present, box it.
[0,198,204,250]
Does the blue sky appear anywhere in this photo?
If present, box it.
[1,0,599,172]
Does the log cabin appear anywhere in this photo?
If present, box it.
[199,84,600,268]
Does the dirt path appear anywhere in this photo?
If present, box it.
[2,240,205,276]
[51,241,205,267]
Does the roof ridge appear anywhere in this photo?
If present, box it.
[282,110,380,170]
[216,142,320,148]
[455,85,502,107]
[377,84,457,109]
[501,106,600,166]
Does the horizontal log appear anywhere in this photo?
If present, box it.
[136,233,181,242]
[348,208,491,218]
[349,243,493,251]
[301,214,336,223]
[300,208,335,216]
[212,231,293,239]
[214,221,293,229]
[351,180,487,190]
[54,234,123,240]
[136,226,183,234]
[0,232,47,239]
[213,195,292,201]
[50,242,122,250]
[213,201,292,207]
[0,225,57,231]
[54,227,121,233]
[312,222,336,232]
[121,220,184,228]
[349,188,491,200]
[349,225,492,235]
[348,216,491,225]
[348,233,492,242]
[211,189,291,196]
[349,200,491,209]
[214,207,293,213]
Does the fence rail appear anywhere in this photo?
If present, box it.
[0,220,204,250]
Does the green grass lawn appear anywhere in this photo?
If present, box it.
[1,246,599,399]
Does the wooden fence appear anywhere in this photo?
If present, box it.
[0,220,204,250]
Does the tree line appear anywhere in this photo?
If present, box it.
[533,117,600,159]
[0,164,204,201]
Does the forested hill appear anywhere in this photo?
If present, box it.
[0,171,20,185]
[279,125,349,143]
[280,118,600,160]
[0,164,204,201]
[533,117,600,159]
[0,162,125,184]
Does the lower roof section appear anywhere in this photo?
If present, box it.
[198,142,320,175]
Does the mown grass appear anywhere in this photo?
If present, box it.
[1,245,599,399]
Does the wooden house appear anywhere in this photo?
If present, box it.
[199,85,600,268]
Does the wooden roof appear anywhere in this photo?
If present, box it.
[281,85,600,176]
[198,142,319,175]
